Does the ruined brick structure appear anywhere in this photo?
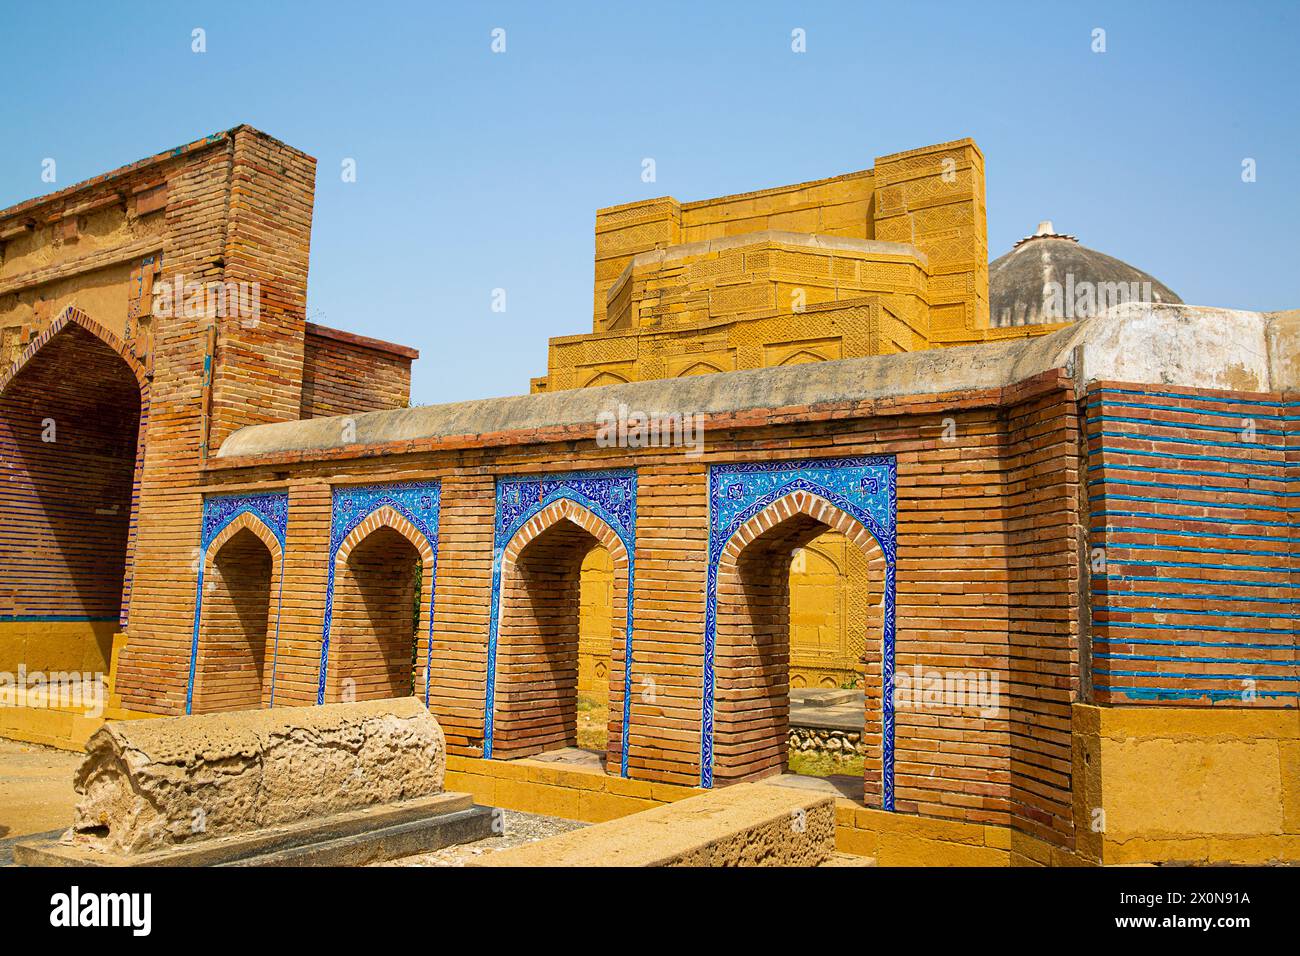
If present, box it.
[1,127,1296,865]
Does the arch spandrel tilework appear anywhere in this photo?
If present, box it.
[484,469,638,774]
[186,492,290,714]
[703,456,897,801]
[316,481,442,705]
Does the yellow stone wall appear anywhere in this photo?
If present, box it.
[444,752,1074,865]
[0,620,115,675]
[0,196,165,366]
[577,545,614,696]
[788,535,877,689]
[538,136,1069,396]
[605,235,929,336]
[1072,704,1300,865]
[0,631,156,751]
[583,139,990,339]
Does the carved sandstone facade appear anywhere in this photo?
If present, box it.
[550,139,1065,691]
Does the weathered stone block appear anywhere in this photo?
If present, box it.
[72,697,445,855]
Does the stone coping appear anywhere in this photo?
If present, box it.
[215,304,1294,463]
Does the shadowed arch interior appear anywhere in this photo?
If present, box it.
[0,321,143,634]
[193,526,276,713]
[713,499,886,803]
[326,525,427,703]
[493,510,629,772]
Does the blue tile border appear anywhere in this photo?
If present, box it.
[483,469,638,776]
[701,456,897,806]
[316,481,442,705]
[186,492,289,715]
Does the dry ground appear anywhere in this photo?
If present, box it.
[0,738,80,839]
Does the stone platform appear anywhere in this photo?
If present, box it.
[477,783,837,867]
[16,792,494,867]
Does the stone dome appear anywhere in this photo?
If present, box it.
[989,220,1181,327]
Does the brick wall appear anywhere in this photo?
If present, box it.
[712,501,887,788]
[206,128,315,450]
[165,372,1088,847]
[494,502,629,772]
[0,128,415,717]
[109,366,1299,850]
[325,526,422,703]
[0,321,142,622]
[1085,382,1299,707]
[1003,374,1081,844]
[299,322,416,419]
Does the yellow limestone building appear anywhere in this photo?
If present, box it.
[533,138,1071,692]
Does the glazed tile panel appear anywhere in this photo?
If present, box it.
[1085,385,1299,705]
[316,481,442,704]
[483,469,638,775]
[186,492,289,713]
[702,457,897,801]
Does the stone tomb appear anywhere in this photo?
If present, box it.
[15,698,494,866]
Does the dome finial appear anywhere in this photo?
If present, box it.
[1013,220,1078,248]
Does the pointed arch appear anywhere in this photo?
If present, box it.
[777,349,829,367]
[334,504,436,566]
[499,497,629,572]
[491,497,631,772]
[0,305,149,642]
[711,490,890,795]
[583,370,630,388]
[0,305,148,397]
[676,361,723,378]
[321,505,436,705]
[190,512,284,714]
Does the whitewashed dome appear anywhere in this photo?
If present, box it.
[989,220,1181,327]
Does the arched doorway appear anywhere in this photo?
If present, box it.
[323,514,434,704]
[490,498,630,773]
[703,459,897,805]
[192,522,279,713]
[0,310,146,682]
[713,502,887,795]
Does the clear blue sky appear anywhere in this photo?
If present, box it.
[3,1,1296,406]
